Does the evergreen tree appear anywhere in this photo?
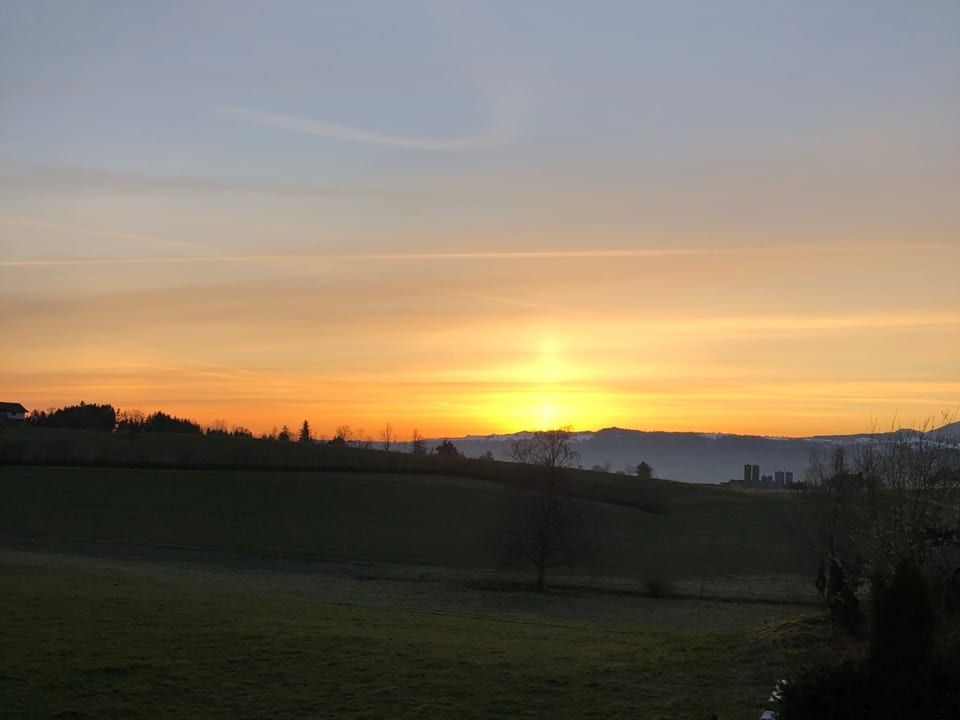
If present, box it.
[870,558,936,677]
[298,420,312,443]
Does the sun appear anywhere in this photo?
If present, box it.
[537,402,559,429]
[473,334,605,432]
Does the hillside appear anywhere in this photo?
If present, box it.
[421,422,960,483]
[0,450,822,719]
[0,466,815,581]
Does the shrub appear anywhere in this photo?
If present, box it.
[870,558,936,677]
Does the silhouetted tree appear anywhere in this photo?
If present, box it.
[826,557,863,634]
[277,425,291,442]
[635,461,654,480]
[498,428,598,591]
[870,558,936,677]
[333,425,354,445]
[410,428,427,455]
[298,420,312,443]
[379,422,393,451]
[434,439,463,459]
[206,419,229,436]
[510,428,580,469]
[142,411,201,434]
[30,402,117,431]
[116,409,145,440]
[779,556,955,720]
[809,418,960,610]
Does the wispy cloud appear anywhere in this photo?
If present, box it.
[0,257,231,267]
[220,106,513,151]
[0,215,206,251]
[2,243,947,268]
[0,157,450,199]
[320,244,949,261]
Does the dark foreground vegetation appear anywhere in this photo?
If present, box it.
[779,558,960,719]
[775,427,960,719]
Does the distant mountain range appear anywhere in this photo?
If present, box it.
[412,421,960,485]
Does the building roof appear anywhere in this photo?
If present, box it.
[0,402,27,413]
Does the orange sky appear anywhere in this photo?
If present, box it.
[2,3,959,438]
[4,240,958,438]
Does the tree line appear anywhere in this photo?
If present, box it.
[23,402,451,458]
[28,403,203,435]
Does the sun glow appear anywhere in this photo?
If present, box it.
[510,338,570,429]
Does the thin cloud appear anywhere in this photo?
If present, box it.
[220,106,512,151]
[640,312,960,335]
[1,243,948,268]
[0,215,206,251]
[0,157,451,199]
[1,257,224,267]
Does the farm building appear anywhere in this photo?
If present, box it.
[0,402,27,423]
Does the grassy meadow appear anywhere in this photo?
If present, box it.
[0,465,815,581]
[0,448,824,718]
[0,557,829,720]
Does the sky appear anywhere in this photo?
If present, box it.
[1,1,958,438]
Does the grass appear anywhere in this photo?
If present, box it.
[0,426,670,513]
[0,465,816,581]
[0,463,824,717]
[0,558,826,720]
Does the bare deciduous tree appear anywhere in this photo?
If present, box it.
[379,422,393,451]
[497,428,599,591]
[333,425,353,445]
[353,427,370,449]
[809,416,960,612]
[410,428,427,455]
[510,427,581,469]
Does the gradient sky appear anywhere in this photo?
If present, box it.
[2,1,958,438]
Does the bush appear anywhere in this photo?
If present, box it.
[777,659,870,719]
[870,558,936,677]
[780,559,958,720]
[827,558,863,634]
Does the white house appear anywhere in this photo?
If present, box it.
[0,402,27,423]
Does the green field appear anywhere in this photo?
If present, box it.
[0,465,823,717]
[0,466,815,580]
[0,556,830,720]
